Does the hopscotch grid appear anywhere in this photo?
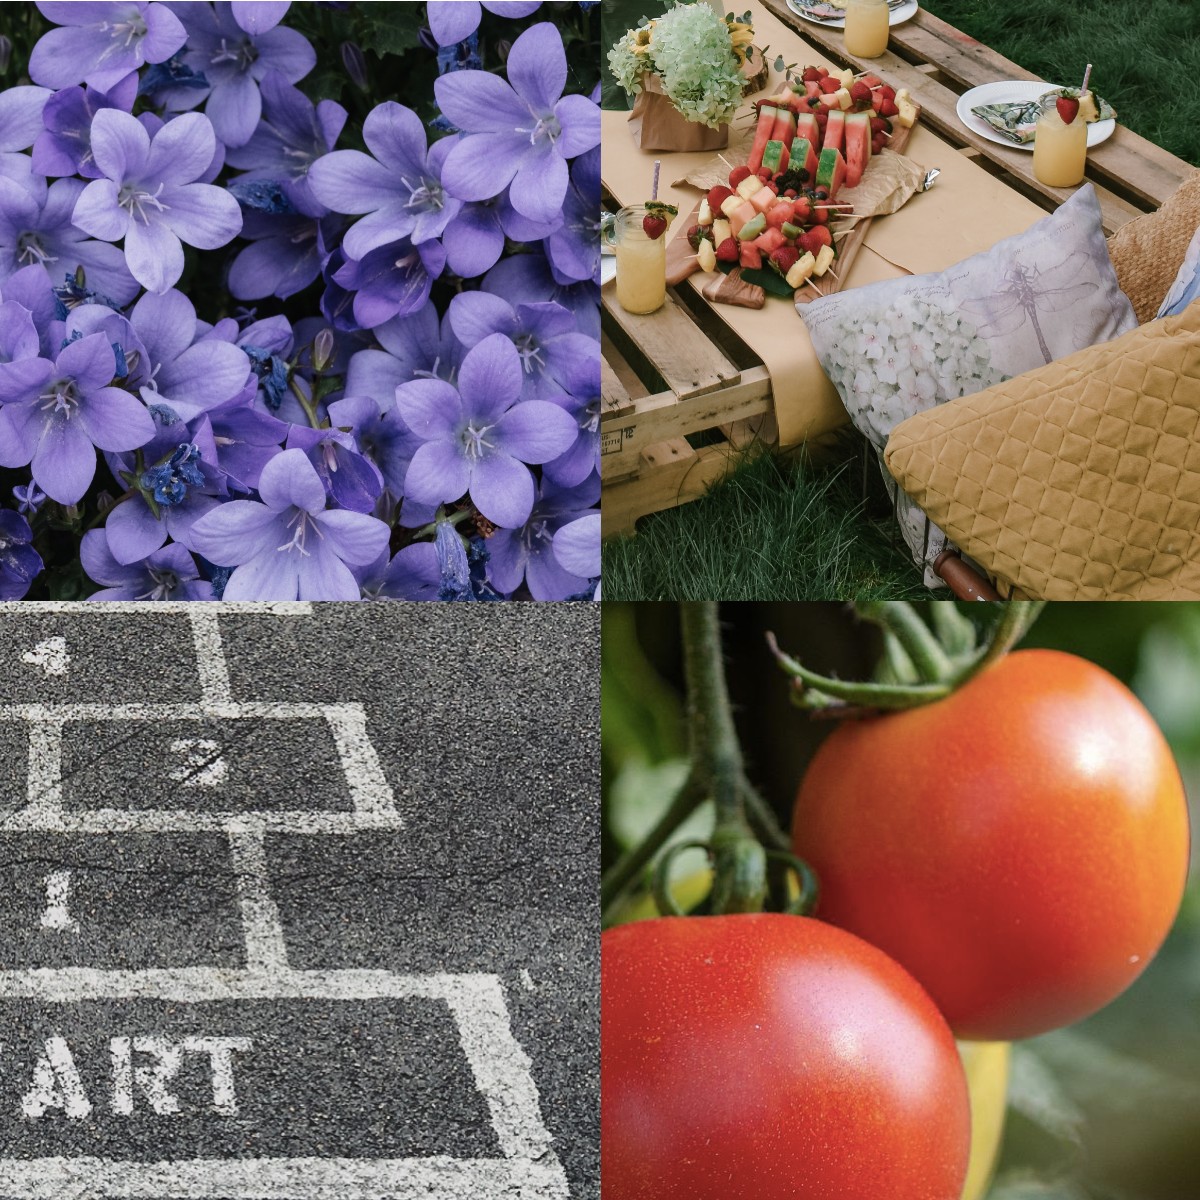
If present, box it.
[0,608,563,1198]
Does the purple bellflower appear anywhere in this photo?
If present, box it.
[0,331,155,504]
[435,22,600,224]
[545,144,600,283]
[32,74,139,179]
[0,510,44,600]
[72,110,242,293]
[483,250,599,339]
[553,511,600,594]
[171,1,317,148]
[225,69,346,217]
[30,2,187,92]
[326,394,422,502]
[426,1,541,47]
[485,476,599,599]
[189,447,390,600]
[344,304,462,408]
[448,291,595,401]
[0,175,139,302]
[396,332,577,528]
[331,234,446,329]
[352,542,439,601]
[308,101,461,257]
[228,209,329,301]
[285,424,384,514]
[81,529,214,600]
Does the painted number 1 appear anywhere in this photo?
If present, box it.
[40,870,79,934]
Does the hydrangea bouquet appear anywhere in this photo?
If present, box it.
[608,3,752,129]
[0,1,600,601]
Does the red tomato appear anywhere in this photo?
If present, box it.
[792,649,1191,1041]
[602,914,971,1200]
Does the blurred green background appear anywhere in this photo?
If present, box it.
[603,602,1200,1200]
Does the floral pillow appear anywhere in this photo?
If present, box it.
[799,184,1137,584]
[1157,222,1200,318]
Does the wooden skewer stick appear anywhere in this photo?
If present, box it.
[804,277,824,296]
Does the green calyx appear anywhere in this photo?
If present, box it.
[768,600,1046,715]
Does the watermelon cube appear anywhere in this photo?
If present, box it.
[738,242,763,271]
[761,139,790,178]
[823,109,846,153]
[815,148,846,199]
[768,107,797,150]
[843,111,872,188]
[727,198,757,236]
[750,183,779,215]
[754,227,787,254]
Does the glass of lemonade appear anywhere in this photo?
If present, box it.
[1032,97,1087,188]
[843,0,890,58]
[608,205,667,315]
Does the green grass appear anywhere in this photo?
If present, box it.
[602,0,1200,601]
[602,452,928,599]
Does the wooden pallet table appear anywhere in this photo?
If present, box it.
[603,3,1195,541]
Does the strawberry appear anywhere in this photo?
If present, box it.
[642,214,667,240]
[878,97,899,118]
[870,116,892,135]
[801,66,823,83]
[728,165,753,187]
[770,245,800,275]
[707,185,734,212]
[850,81,872,107]
[798,230,822,257]
[1056,96,1080,124]
[806,224,833,250]
[715,237,740,263]
[756,168,773,181]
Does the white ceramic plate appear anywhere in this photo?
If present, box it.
[956,80,1116,151]
[785,0,918,31]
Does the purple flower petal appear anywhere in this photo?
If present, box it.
[312,508,389,566]
[505,23,566,113]
[554,93,602,158]
[146,112,217,185]
[30,25,118,90]
[362,101,428,177]
[440,132,525,202]
[232,1,291,34]
[207,70,262,148]
[190,500,283,565]
[395,378,462,440]
[509,148,569,224]
[435,72,532,134]
[427,0,481,46]
[161,182,243,248]
[140,2,189,62]
[103,496,168,565]
[222,548,301,600]
[89,108,151,180]
[294,543,360,600]
[448,290,515,346]
[57,331,118,395]
[404,439,472,507]
[32,417,98,504]
[251,24,317,82]
[470,451,534,528]
[76,386,156,452]
[553,512,599,579]
[0,87,52,152]
[258,447,326,513]
[125,216,185,293]
[457,333,523,420]
[492,399,577,463]
[443,203,505,278]
[71,178,129,241]
[308,149,399,214]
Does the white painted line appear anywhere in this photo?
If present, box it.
[1,702,345,721]
[0,602,314,614]
[188,608,232,706]
[169,739,229,789]
[21,637,70,675]
[0,811,403,834]
[448,975,559,1162]
[0,1155,570,1199]
[324,706,401,823]
[39,870,79,933]
[227,824,290,974]
[25,719,63,824]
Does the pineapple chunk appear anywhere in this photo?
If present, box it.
[837,68,855,89]
[712,218,732,245]
[1078,90,1099,123]
[837,88,854,111]
[786,251,816,289]
[813,244,836,277]
[896,98,917,128]
[698,199,713,226]
[736,174,763,200]
[697,239,717,273]
[720,195,743,219]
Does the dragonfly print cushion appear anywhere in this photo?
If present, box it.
[799,184,1137,581]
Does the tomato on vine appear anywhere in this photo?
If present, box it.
[789,648,1190,1041]
[602,913,971,1200]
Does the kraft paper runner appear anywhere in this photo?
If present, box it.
[601,0,1048,447]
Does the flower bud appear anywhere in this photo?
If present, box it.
[312,327,335,372]
[340,41,368,90]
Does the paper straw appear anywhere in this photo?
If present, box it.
[652,159,661,201]
[1080,63,1092,95]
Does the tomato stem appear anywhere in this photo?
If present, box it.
[856,602,953,682]
[948,601,1047,688]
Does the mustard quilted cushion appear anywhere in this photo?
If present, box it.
[884,301,1200,600]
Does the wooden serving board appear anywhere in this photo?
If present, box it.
[666,100,921,305]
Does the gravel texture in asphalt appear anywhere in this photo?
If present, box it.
[0,602,599,1200]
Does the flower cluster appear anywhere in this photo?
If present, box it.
[0,1,600,601]
[608,4,750,128]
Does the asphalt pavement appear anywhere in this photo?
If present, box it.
[0,602,599,1200]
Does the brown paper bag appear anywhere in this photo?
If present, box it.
[627,72,729,152]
